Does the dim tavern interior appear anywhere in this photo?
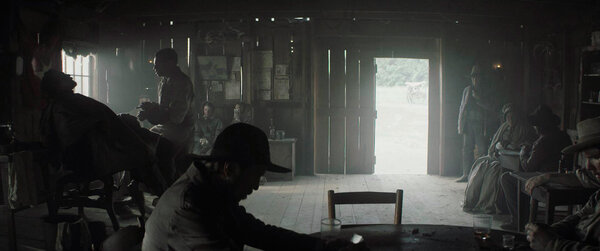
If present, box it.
[2,0,600,250]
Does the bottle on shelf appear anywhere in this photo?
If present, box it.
[269,118,276,139]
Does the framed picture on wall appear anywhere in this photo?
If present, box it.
[197,56,228,80]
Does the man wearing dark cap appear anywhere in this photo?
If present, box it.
[143,123,362,251]
[138,48,195,178]
[524,116,600,250]
[499,105,572,230]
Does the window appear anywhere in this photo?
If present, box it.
[61,49,92,96]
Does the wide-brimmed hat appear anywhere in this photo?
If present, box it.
[189,123,290,173]
[562,116,600,154]
[528,105,560,127]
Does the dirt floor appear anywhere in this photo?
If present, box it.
[375,86,428,174]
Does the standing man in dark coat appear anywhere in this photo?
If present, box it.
[457,64,497,182]
[138,48,195,177]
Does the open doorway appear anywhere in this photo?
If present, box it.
[375,58,429,174]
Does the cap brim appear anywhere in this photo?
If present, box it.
[562,136,600,154]
[266,163,291,173]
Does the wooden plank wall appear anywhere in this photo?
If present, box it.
[345,49,361,173]
[314,40,330,173]
[358,51,376,174]
[97,17,536,177]
[313,38,378,174]
[329,47,346,174]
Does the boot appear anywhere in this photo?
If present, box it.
[456,165,469,183]
[455,174,468,183]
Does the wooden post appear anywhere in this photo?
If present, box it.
[329,46,346,174]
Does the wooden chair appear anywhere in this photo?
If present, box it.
[47,169,146,231]
[327,189,403,227]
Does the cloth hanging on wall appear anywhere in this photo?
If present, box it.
[8,151,45,209]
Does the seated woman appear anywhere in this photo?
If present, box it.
[40,70,168,195]
[193,101,223,155]
[463,103,536,214]
[499,105,573,229]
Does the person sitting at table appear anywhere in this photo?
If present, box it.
[143,123,364,251]
[39,70,168,195]
[526,116,600,251]
[463,103,537,214]
[499,105,573,230]
[193,101,223,155]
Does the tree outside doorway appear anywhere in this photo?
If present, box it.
[375,58,429,174]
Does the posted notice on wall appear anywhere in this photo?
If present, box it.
[259,90,272,100]
[274,77,290,100]
[256,69,272,89]
[275,64,288,76]
[225,71,241,100]
[254,51,273,68]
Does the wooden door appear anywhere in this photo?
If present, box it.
[314,39,376,174]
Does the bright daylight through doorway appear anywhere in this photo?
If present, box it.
[375,58,429,174]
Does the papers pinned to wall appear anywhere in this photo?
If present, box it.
[259,90,271,100]
[257,69,272,90]
[197,56,228,80]
[225,71,241,100]
[254,51,273,68]
[210,81,223,92]
[274,77,290,100]
[232,57,241,72]
[275,64,288,76]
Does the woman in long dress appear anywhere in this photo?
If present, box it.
[463,103,536,214]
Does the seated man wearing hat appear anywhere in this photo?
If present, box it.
[143,123,363,251]
[525,116,600,250]
[499,105,573,230]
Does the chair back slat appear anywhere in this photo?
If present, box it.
[327,189,403,225]
[332,192,397,204]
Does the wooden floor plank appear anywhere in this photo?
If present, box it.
[309,176,325,234]
[279,176,310,230]
[10,173,497,250]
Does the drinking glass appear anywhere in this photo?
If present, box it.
[503,234,516,250]
[472,214,492,240]
[276,130,285,140]
[320,218,341,239]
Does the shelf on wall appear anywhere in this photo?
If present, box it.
[582,101,600,105]
[583,46,600,52]
[584,74,600,77]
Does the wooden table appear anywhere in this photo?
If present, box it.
[265,138,296,181]
[311,224,531,250]
[509,171,597,232]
